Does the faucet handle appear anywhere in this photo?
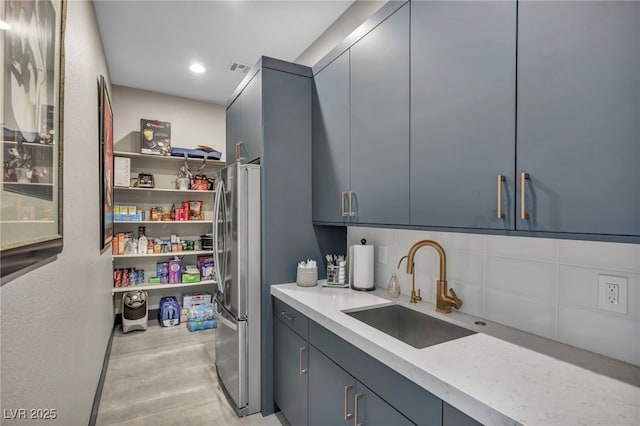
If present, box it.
[448,288,462,309]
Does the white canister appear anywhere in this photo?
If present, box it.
[296,267,318,287]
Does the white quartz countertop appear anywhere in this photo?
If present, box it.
[271,283,640,426]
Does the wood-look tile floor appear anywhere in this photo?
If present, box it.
[96,322,286,426]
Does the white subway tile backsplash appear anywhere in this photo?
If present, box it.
[388,245,409,270]
[559,240,640,272]
[428,231,485,254]
[395,228,438,248]
[374,263,392,289]
[363,227,395,247]
[394,270,413,296]
[485,289,557,339]
[558,306,640,366]
[447,251,484,286]
[558,265,599,310]
[486,256,557,301]
[486,235,558,262]
[449,280,484,318]
[413,271,437,302]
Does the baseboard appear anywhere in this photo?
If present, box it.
[88,324,116,426]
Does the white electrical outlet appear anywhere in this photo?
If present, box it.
[377,246,388,265]
[598,274,628,314]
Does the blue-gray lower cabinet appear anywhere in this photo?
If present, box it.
[349,2,410,225]
[308,345,356,426]
[273,298,484,426]
[443,402,482,426]
[517,1,640,236]
[273,315,308,426]
[308,345,413,426]
[410,0,516,230]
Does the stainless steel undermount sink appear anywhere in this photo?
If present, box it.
[345,304,476,349]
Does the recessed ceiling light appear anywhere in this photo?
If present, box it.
[0,20,10,31]
[189,63,205,73]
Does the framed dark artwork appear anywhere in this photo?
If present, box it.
[1,0,66,280]
[99,75,113,250]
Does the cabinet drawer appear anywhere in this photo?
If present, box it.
[273,298,309,340]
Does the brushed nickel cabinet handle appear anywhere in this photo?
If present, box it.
[497,175,505,219]
[344,385,353,420]
[349,191,356,217]
[298,346,307,375]
[341,192,348,217]
[354,393,363,426]
[280,311,294,321]
[521,172,530,220]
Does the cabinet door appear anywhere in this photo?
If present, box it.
[443,402,482,426]
[312,52,351,224]
[226,93,242,165]
[226,71,262,164]
[274,318,308,426]
[354,380,413,426]
[517,1,640,235]
[411,0,516,230]
[308,346,356,426]
[350,3,410,225]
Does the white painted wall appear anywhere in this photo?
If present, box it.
[111,85,226,161]
[0,1,114,424]
[349,227,640,366]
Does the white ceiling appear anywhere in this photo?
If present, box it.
[94,0,354,105]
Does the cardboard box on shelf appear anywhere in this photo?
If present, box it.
[140,119,171,156]
[114,157,131,187]
[183,293,211,309]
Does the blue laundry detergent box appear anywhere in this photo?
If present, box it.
[159,296,181,327]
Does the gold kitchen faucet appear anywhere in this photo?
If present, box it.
[405,240,463,313]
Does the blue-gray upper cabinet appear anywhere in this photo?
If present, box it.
[349,2,410,225]
[226,70,262,165]
[517,1,640,236]
[410,0,517,229]
[312,51,351,224]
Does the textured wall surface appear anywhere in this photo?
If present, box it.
[349,227,640,366]
[0,1,114,424]
[111,86,226,160]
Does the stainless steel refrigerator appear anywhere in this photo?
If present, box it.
[213,163,261,416]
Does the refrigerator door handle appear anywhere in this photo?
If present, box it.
[213,179,225,294]
[215,306,238,331]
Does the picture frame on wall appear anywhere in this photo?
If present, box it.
[99,75,114,250]
[1,0,67,280]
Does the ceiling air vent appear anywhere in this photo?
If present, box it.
[227,62,251,74]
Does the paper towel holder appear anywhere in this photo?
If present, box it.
[349,239,376,291]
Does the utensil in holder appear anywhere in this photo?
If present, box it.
[297,267,318,287]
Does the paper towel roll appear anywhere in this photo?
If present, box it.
[349,244,375,290]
